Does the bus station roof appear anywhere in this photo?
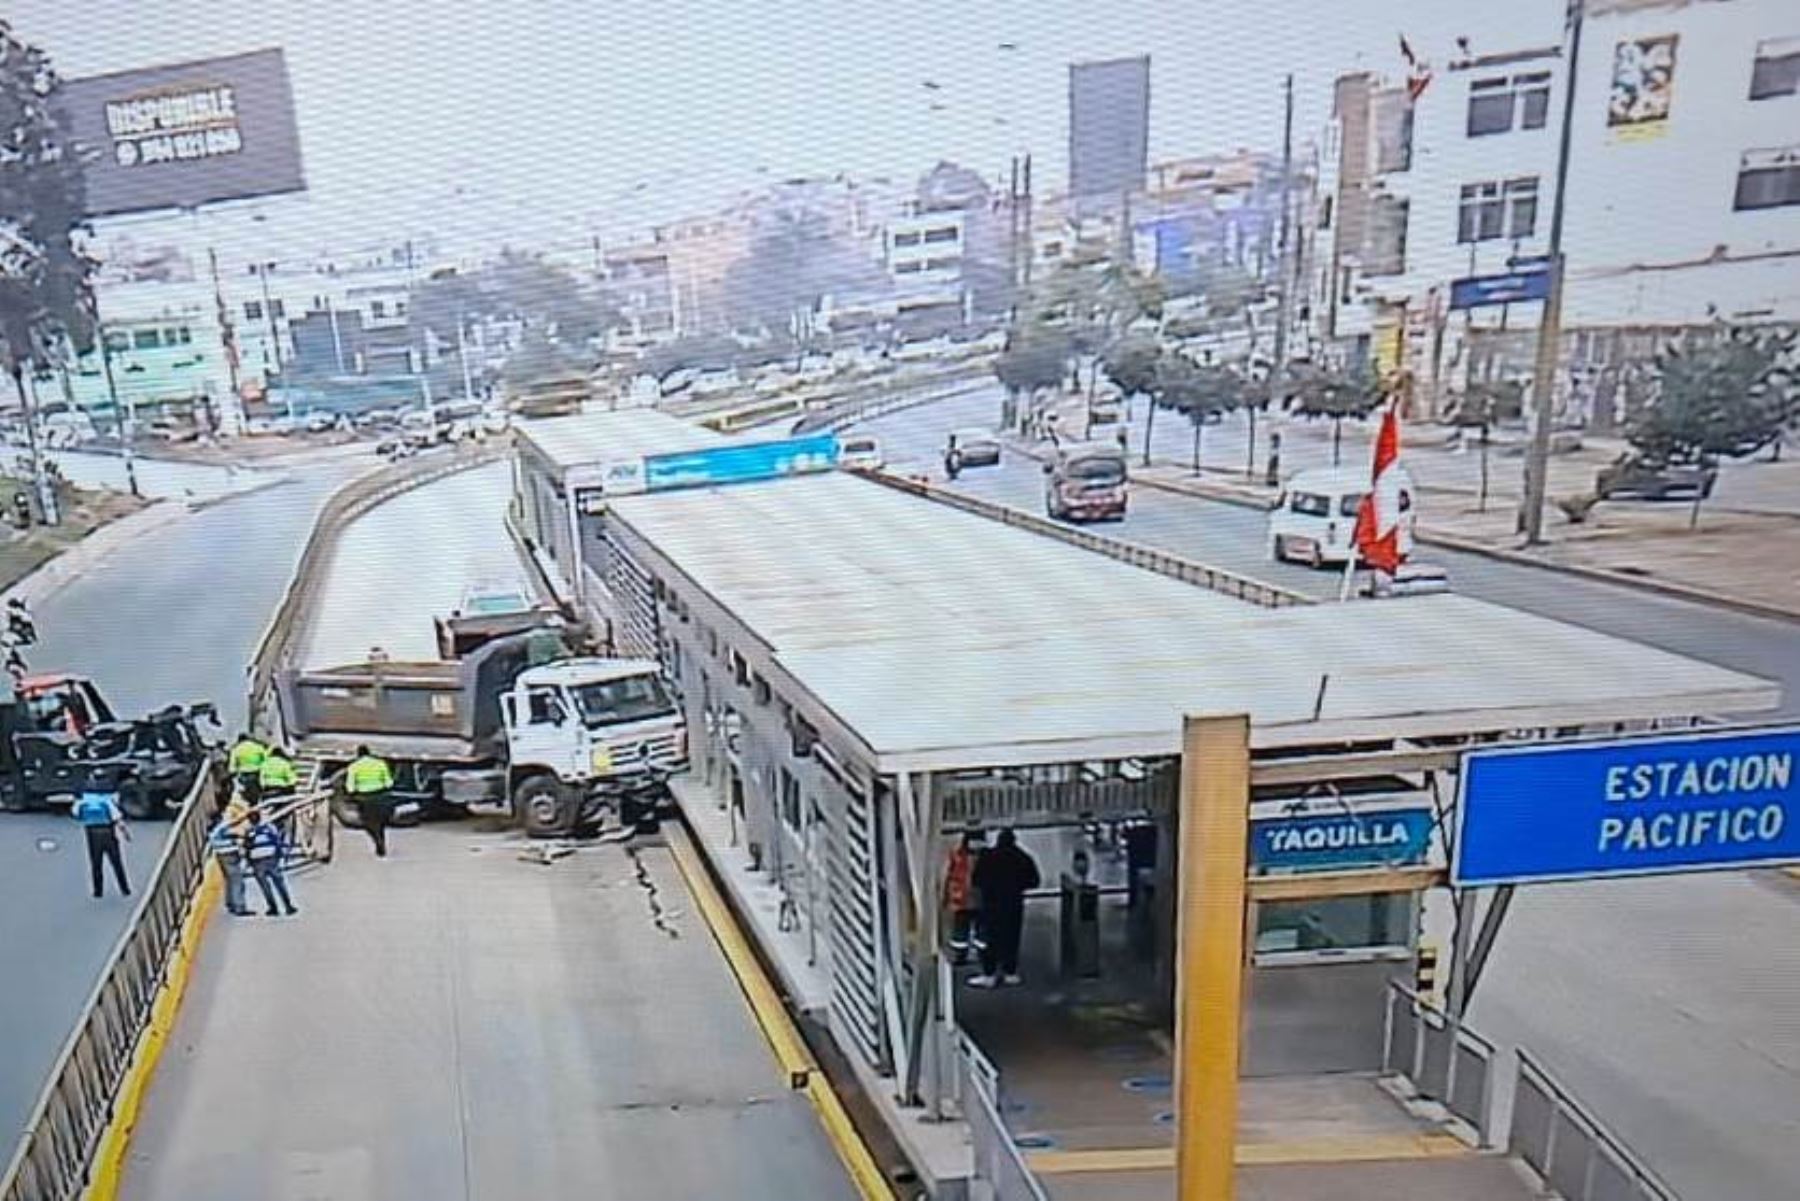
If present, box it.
[515,408,729,481]
[607,470,1779,774]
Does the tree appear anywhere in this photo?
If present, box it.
[0,22,95,524]
[994,322,1071,430]
[640,333,741,383]
[1629,325,1798,525]
[723,202,883,351]
[1287,361,1383,464]
[1447,378,1525,512]
[1103,334,1163,464]
[1152,355,1245,475]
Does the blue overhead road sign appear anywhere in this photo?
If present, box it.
[1449,268,1551,311]
[644,434,839,493]
[1454,726,1800,886]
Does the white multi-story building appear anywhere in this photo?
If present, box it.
[1318,0,1800,423]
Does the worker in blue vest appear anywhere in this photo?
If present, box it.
[207,802,250,916]
[243,807,298,917]
[72,786,131,899]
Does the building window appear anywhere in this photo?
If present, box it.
[371,300,386,318]
[892,231,921,247]
[1750,37,1800,100]
[1318,195,1334,230]
[244,300,263,321]
[922,226,958,244]
[1467,72,1552,137]
[1734,146,1800,210]
[132,329,162,350]
[1364,196,1409,276]
[395,298,407,316]
[923,256,959,272]
[894,260,924,274]
[1457,177,1539,242]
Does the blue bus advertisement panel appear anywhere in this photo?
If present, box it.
[643,435,838,493]
[1454,726,1800,886]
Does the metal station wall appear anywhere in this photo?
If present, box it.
[575,508,893,1074]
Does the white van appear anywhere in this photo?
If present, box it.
[1267,465,1415,567]
[838,434,884,471]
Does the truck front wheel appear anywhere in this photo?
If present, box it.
[515,775,576,839]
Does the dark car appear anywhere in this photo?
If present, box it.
[1594,455,1717,501]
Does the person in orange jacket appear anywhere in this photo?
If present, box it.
[943,829,986,965]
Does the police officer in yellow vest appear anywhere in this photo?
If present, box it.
[344,745,396,858]
[228,733,268,806]
[259,746,299,805]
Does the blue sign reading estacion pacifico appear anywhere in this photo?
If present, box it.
[1250,808,1435,873]
[1454,725,1800,887]
[643,434,839,493]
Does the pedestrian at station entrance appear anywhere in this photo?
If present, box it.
[344,745,395,858]
[228,733,268,807]
[969,829,1039,988]
[243,808,298,917]
[208,803,249,916]
[72,787,131,899]
[944,830,986,965]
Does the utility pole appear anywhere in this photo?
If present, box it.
[1520,0,1586,544]
[1269,74,1296,402]
[1022,153,1034,290]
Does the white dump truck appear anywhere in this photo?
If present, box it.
[277,596,686,837]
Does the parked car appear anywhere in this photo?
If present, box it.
[1594,455,1717,501]
[945,427,1001,474]
[838,435,884,471]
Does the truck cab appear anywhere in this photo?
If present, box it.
[500,658,688,836]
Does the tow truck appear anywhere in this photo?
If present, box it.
[278,593,686,837]
[0,673,221,819]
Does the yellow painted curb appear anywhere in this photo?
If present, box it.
[83,861,223,1201]
[667,827,892,1201]
[1027,1132,1470,1175]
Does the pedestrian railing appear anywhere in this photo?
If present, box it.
[0,769,219,1201]
[953,1030,1052,1201]
[872,471,1312,609]
[1508,1048,1681,1201]
[1380,980,1497,1142]
[244,441,507,743]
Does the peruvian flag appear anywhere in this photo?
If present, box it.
[1353,406,1409,574]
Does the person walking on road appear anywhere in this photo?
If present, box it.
[968,829,1039,988]
[208,805,250,916]
[344,745,395,858]
[72,787,131,899]
[242,808,298,917]
[228,733,268,807]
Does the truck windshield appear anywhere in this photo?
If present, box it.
[571,675,675,727]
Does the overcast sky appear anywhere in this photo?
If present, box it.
[12,0,1567,260]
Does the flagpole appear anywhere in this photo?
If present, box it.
[1339,542,1360,602]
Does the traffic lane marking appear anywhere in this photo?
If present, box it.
[1026,1132,1471,1174]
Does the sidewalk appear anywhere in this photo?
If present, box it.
[1043,394,1800,620]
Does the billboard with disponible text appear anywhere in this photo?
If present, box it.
[1069,57,1149,209]
[61,48,305,216]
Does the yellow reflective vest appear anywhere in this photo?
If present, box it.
[259,754,299,790]
[345,755,394,794]
[228,738,268,775]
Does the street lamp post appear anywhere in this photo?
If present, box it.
[1519,0,1586,545]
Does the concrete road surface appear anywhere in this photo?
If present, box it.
[859,388,1800,1201]
[117,824,857,1201]
[0,465,347,1159]
[299,461,522,667]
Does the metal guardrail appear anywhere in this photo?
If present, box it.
[244,441,508,742]
[953,1030,1051,1201]
[1380,980,1497,1142]
[872,471,1312,609]
[1509,1048,1681,1201]
[0,769,219,1201]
